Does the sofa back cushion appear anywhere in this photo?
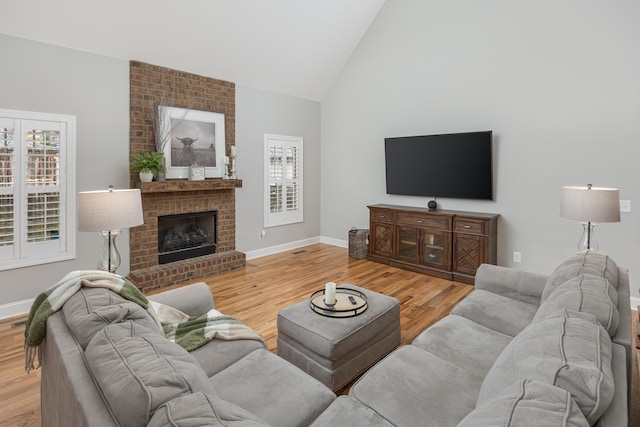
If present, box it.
[148,392,269,427]
[478,309,614,425]
[542,251,618,301]
[62,287,158,348]
[85,321,216,427]
[535,275,619,337]
[458,379,589,427]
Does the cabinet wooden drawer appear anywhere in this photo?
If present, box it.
[370,209,394,223]
[397,213,449,230]
[454,218,486,234]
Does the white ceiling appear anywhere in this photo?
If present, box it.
[1,0,386,101]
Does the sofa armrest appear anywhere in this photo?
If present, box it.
[148,282,214,316]
[612,267,632,401]
[474,264,547,306]
[594,343,628,427]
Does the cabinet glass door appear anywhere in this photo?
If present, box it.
[397,226,418,262]
[421,231,446,268]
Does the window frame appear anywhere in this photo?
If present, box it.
[0,108,76,271]
[264,134,303,228]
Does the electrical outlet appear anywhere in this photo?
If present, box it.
[620,200,631,213]
[513,252,521,263]
[260,229,266,239]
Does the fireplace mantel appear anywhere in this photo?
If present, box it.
[139,179,242,193]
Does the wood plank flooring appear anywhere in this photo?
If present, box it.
[0,243,638,426]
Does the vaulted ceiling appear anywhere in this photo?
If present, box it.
[1,0,386,101]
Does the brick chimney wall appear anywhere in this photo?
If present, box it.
[128,61,244,292]
[129,60,235,174]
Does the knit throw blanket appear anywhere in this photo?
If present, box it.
[155,302,265,352]
[25,270,264,373]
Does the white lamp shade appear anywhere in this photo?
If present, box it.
[78,188,144,232]
[560,186,620,223]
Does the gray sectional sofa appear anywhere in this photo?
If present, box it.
[40,282,335,427]
[40,250,631,426]
[312,250,631,426]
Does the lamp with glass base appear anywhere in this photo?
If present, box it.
[78,186,144,273]
[560,184,620,250]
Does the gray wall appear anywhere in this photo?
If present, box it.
[0,34,130,307]
[321,0,640,297]
[235,85,321,253]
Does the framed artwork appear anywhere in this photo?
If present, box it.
[159,106,226,179]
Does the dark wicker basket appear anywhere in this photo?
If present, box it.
[348,227,369,259]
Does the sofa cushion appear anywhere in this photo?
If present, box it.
[450,289,539,336]
[85,321,216,427]
[478,309,614,425]
[412,314,512,378]
[190,338,267,377]
[350,345,483,426]
[535,275,619,337]
[458,379,589,427]
[542,251,619,301]
[62,287,158,348]
[211,348,335,427]
[148,392,269,427]
[310,396,395,427]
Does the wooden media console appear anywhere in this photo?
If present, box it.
[368,204,499,284]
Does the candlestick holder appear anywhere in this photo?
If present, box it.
[223,157,230,179]
[230,154,237,179]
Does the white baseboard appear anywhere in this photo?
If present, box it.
[0,298,34,320]
[244,236,322,260]
[630,296,640,311]
[320,236,348,248]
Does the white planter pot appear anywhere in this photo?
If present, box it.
[139,171,154,182]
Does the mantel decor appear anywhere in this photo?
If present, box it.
[159,106,226,179]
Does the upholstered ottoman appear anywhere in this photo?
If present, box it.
[277,284,401,391]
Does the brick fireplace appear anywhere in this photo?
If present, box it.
[128,61,245,292]
[128,180,245,292]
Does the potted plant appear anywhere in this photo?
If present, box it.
[130,151,166,182]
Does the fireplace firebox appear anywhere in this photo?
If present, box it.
[158,211,217,264]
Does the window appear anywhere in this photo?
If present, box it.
[0,109,76,270]
[264,134,303,227]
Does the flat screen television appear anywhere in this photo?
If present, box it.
[385,131,493,200]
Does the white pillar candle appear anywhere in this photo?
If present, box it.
[230,145,236,157]
[224,156,230,165]
[324,282,336,306]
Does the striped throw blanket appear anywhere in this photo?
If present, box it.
[25,270,264,373]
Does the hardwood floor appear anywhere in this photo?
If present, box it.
[0,243,638,426]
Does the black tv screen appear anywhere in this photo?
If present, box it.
[385,131,493,200]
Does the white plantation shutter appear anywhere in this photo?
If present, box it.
[0,110,76,270]
[265,134,303,227]
[0,122,15,260]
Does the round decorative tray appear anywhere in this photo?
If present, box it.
[310,287,368,318]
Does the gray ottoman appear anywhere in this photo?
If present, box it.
[277,284,401,391]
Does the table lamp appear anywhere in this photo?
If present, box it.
[560,184,620,250]
[78,186,144,272]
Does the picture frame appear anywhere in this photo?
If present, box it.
[159,106,226,179]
